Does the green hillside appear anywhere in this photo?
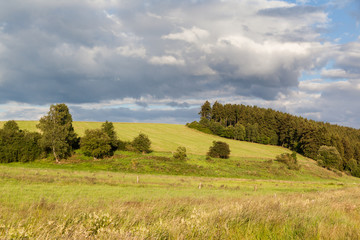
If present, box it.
[0,121,304,158]
[0,120,357,182]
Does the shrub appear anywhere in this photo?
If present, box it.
[80,129,112,159]
[173,146,187,161]
[317,145,342,170]
[118,140,131,151]
[132,133,152,153]
[275,152,300,170]
[207,141,230,159]
[186,121,213,134]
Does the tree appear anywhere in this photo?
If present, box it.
[317,145,342,170]
[101,120,119,153]
[37,104,78,162]
[3,120,20,132]
[207,141,230,159]
[246,123,259,142]
[0,121,42,163]
[132,133,152,153]
[347,158,358,175]
[199,100,212,120]
[80,129,112,159]
[173,146,187,161]
[234,123,246,141]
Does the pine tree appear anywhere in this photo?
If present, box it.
[101,120,119,153]
[199,101,212,120]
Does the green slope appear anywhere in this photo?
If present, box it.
[1,121,297,158]
[1,120,358,181]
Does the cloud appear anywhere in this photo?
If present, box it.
[70,106,199,124]
[162,26,209,43]
[258,5,323,19]
[166,101,190,108]
[0,0,359,128]
[0,0,332,105]
[149,55,185,65]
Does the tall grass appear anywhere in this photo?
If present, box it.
[0,166,359,239]
[1,185,360,239]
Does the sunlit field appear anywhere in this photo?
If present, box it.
[1,121,360,239]
[1,165,360,239]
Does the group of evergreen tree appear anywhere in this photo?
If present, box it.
[0,121,42,163]
[0,104,152,163]
[188,101,360,177]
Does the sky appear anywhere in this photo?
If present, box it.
[0,0,360,128]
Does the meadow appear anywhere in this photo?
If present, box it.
[1,121,360,239]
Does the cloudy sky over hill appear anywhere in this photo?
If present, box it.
[0,0,360,127]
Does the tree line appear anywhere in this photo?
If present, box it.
[0,104,152,163]
[188,101,360,177]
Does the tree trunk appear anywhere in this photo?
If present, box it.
[52,146,60,163]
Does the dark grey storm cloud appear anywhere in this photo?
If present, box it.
[166,102,190,108]
[69,106,199,124]
[257,5,322,18]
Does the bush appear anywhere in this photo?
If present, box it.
[207,141,230,159]
[117,140,131,151]
[80,129,112,159]
[132,133,152,153]
[186,121,213,134]
[275,152,300,170]
[317,145,342,170]
[173,146,187,161]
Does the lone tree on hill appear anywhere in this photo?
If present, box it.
[207,141,230,159]
[37,104,78,162]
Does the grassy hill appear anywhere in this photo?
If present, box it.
[0,120,357,182]
[0,120,314,158]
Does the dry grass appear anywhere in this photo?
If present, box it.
[1,166,360,239]
[1,187,360,239]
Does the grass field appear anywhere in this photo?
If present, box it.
[1,121,360,239]
[1,165,360,239]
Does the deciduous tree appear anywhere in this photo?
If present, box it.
[37,104,78,162]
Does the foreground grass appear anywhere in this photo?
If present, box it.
[1,165,360,239]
